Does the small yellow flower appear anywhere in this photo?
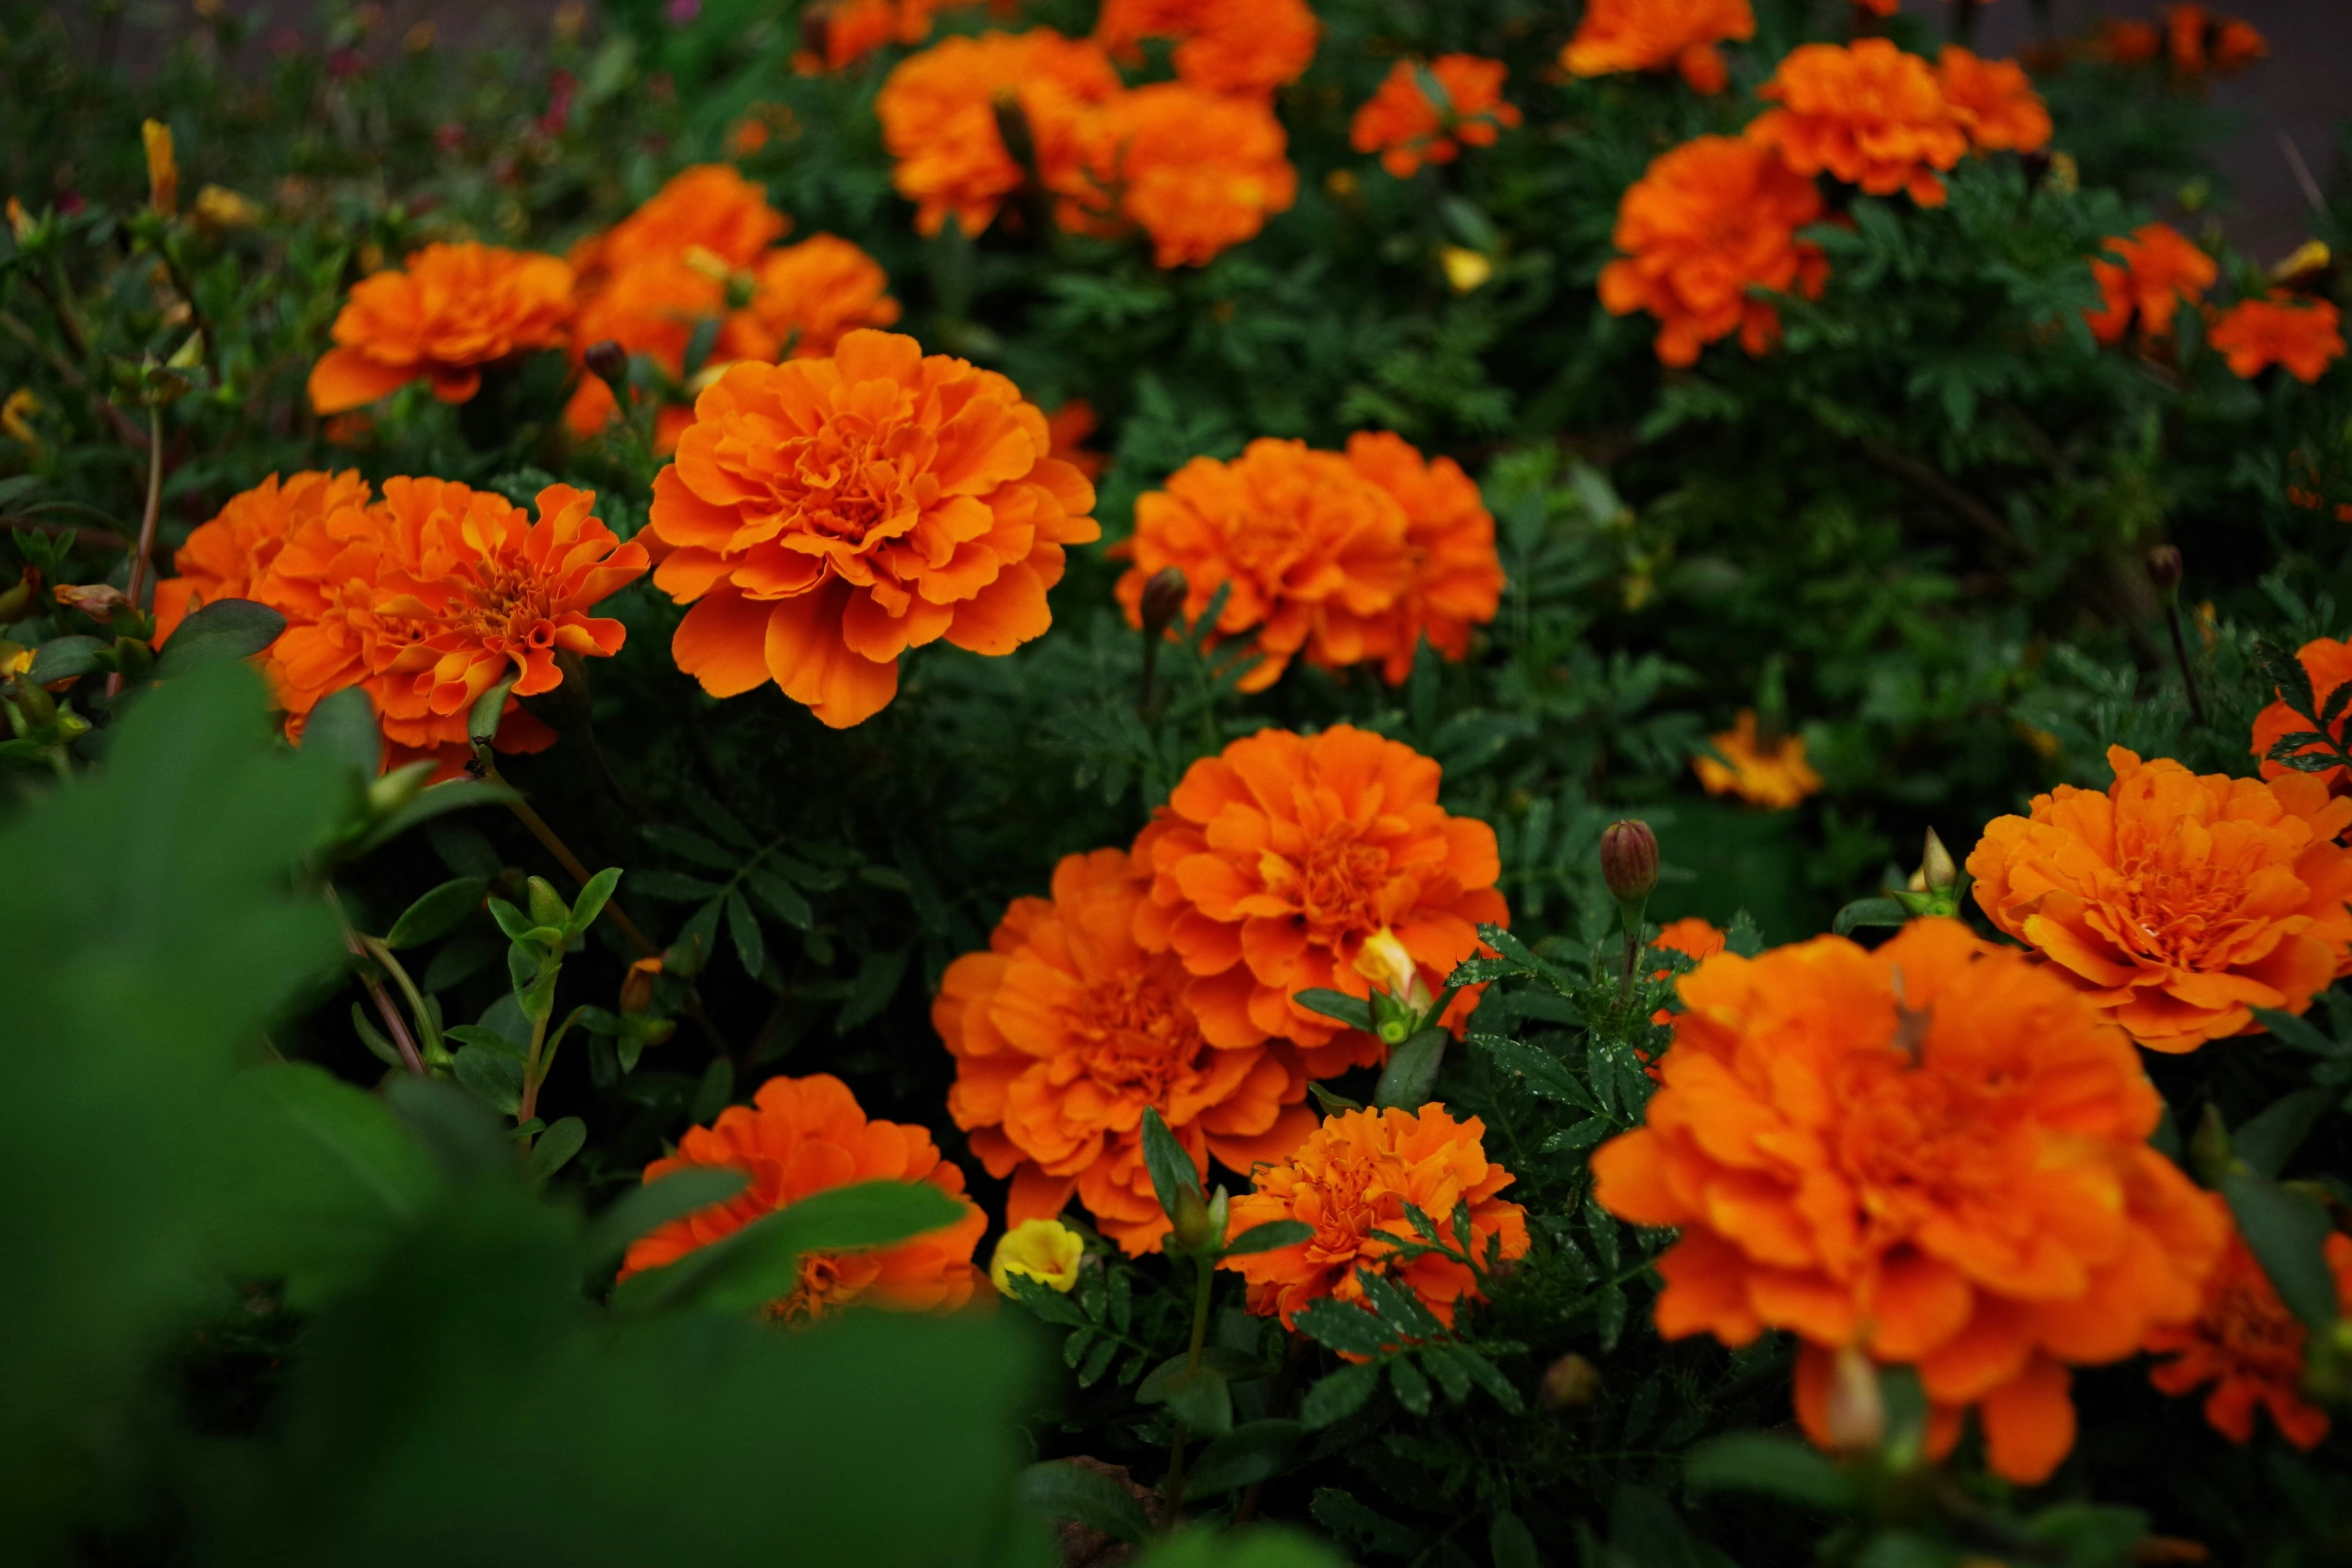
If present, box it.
[989,1218,1085,1296]
[0,641,31,678]
[1440,246,1493,293]
[142,118,179,216]
[2,387,42,451]
[192,184,261,231]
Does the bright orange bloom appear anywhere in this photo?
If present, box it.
[1967,746,2352,1052]
[1937,46,2051,154]
[2148,1231,2352,1449]
[875,29,1121,239]
[1646,916,1726,1033]
[642,330,1100,728]
[1349,56,1522,179]
[1130,725,1510,1074]
[1044,399,1107,483]
[1070,84,1297,267]
[2084,224,2217,345]
[1094,0,1318,99]
[1694,710,1822,808]
[1221,1104,1529,1332]
[617,1072,986,1321]
[1342,431,1504,681]
[308,243,575,413]
[1560,0,1755,95]
[151,469,373,643]
[2209,293,2346,383]
[1593,918,2228,1485]
[568,164,788,287]
[1112,439,1413,692]
[1598,135,1828,368]
[934,847,1319,1255]
[802,0,943,70]
[2251,636,2352,795]
[1748,39,1969,206]
[731,233,904,363]
[2162,4,2266,72]
[561,255,726,440]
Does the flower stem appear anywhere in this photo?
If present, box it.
[332,891,425,1078]
[1161,1252,1217,1531]
[105,404,164,701]
[477,754,659,959]
[2164,602,2209,728]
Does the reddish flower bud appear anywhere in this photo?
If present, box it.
[582,337,629,386]
[2147,543,2184,598]
[1600,819,1659,908]
[1139,567,1189,641]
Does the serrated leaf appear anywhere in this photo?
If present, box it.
[642,822,737,870]
[747,865,813,929]
[2252,1005,2346,1057]
[1300,1361,1381,1428]
[1542,1116,1613,1154]
[1474,1034,1600,1112]
[1294,1298,1392,1358]
[630,870,726,902]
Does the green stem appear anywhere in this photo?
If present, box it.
[1161,1253,1218,1532]
[516,998,552,1148]
[105,404,164,701]
[331,894,426,1078]
[358,933,447,1066]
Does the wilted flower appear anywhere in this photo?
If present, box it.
[141,118,178,214]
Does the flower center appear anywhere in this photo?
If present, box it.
[2209,1258,2307,1375]
[2113,854,2259,963]
[1835,1041,2031,1234]
[1068,963,1204,1101]
[1263,827,1393,943]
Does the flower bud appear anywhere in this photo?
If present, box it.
[54,582,129,624]
[2146,544,2184,600]
[991,93,1036,182]
[192,184,262,231]
[1539,1352,1600,1410]
[1823,1345,1885,1453]
[1139,566,1189,641]
[365,759,433,818]
[798,2,832,62]
[142,119,179,216]
[619,955,662,1016]
[0,565,39,624]
[1599,820,1659,910]
[1170,1182,1216,1254]
[582,337,629,386]
[1352,925,1434,1017]
[1906,828,1956,896]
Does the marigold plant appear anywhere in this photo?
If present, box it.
[2252,636,2352,793]
[1694,710,1822,807]
[151,469,373,642]
[618,1072,986,1321]
[2208,293,2346,383]
[2147,1231,2352,1449]
[1747,39,1969,206]
[1221,1104,1530,1332]
[2084,223,2217,345]
[1592,918,2227,1484]
[1967,747,2352,1052]
[307,242,575,413]
[1070,84,1297,268]
[1349,56,1521,180]
[1093,0,1318,99]
[568,163,789,287]
[1936,47,2052,154]
[1341,431,1505,682]
[1559,0,1755,95]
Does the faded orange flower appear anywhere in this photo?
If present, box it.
[1343,431,1504,681]
[1937,46,2051,153]
[1349,56,1521,179]
[1593,918,2227,1485]
[1221,1104,1530,1332]
[1113,439,1412,692]
[2252,636,2352,795]
[935,847,1319,1255]
[1560,0,1755,94]
[1599,135,1827,368]
[1748,39,1969,206]
[618,1072,986,1321]
[2209,293,2345,383]
[1130,725,1509,1075]
[2148,1231,2352,1449]
[1967,746,2352,1052]
[2161,3,2266,73]
[2084,224,2217,345]
[1070,84,1297,267]
[1694,710,1822,808]
[568,163,788,287]
[641,329,1100,727]
[731,233,905,363]
[309,243,575,413]
[1094,0,1318,99]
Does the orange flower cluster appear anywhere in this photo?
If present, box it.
[2253,636,2352,794]
[935,847,1319,1254]
[641,329,1098,728]
[1113,433,1501,690]
[1599,137,1826,367]
[2149,1230,2352,1449]
[1749,39,1970,206]
[618,1073,986,1322]
[1222,1104,1530,1332]
[1593,919,2227,1484]
[308,242,574,414]
[1968,747,2352,1052]
[1694,710,1822,807]
[2085,223,2217,345]
[798,0,944,73]
[2210,293,2346,383]
[1560,0,1755,95]
[1349,56,1521,179]
[2096,6,2266,75]
[1937,45,2052,154]
[154,472,646,774]
[1093,0,1319,99]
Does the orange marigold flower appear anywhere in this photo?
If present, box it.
[934,847,1320,1256]
[1937,46,2052,154]
[2252,636,2352,794]
[1069,84,1298,268]
[561,255,727,439]
[1094,0,1318,99]
[1643,916,1726,1046]
[1598,135,1828,368]
[875,29,1122,240]
[1044,399,1107,483]
[803,0,943,70]
[1129,725,1509,1075]
[1694,710,1822,808]
[1967,746,2352,1052]
[2163,3,2266,72]
[1748,39,1969,207]
[1221,1104,1530,1332]
[641,329,1100,728]
[2148,1231,2352,1449]
[568,163,788,287]
[731,232,905,363]
[1592,918,2228,1485]
[1112,439,1412,692]
[308,242,575,414]
[2094,18,2162,64]
[1342,431,1505,681]
[1349,56,1522,179]
[1559,0,1755,95]
[151,469,374,643]
[2209,293,2346,383]
[2084,223,2217,345]
[617,1072,986,1321]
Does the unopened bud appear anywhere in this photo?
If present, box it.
[54,582,129,623]
[2146,544,2184,599]
[991,92,1036,179]
[142,118,179,216]
[1170,1182,1216,1254]
[364,759,433,818]
[1540,1352,1600,1410]
[1352,926,1433,1016]
[1140,567,1188,640]
[0,565,38,623]
[1823,1345,1885,1453]
[526,875,568,930]
[1913,828,1955,895]
[582,337,628,386]
[7,676,56,726]
[1599,820,1659,910]
[798,2,831,61]
[619,954,662,1015]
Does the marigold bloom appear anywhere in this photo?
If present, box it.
[2149,1231,2352,1448]
[1748,39,1969,206]
[1599,135,1828,368]
[1560,0,1755,95]
[561,255,727,439]
[1349,56,1521,179]
[1937,47,2051,154]
[152,469,374,643]
[1593,919,2226,1484]
[309,243,575,413]
[1645,916,1726,1039]
[568,164,788,287]
[2252,636,2352,794]
[1221,1104,1530,1332]
[1113,439,1412,692]
[731,233,905,363]
[1070,84,1297,268]
[642,329,1100,727]
[2209,293,2346,383]
[803,0,943,70]
[618,1072,986,1321]
[1342,431,1504,681]
[989,1218,1086,1295]
[1130,725,1509,1074]
[1694,710,1822,808]
[1968,746,2352,1052]
[2095,18,2163,64]
[1094,0,1318,99]
[2161,4,2266,72]
[935,847,1318,1254]
[2084,224,2216,345]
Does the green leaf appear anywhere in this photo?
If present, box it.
[528,1117,587,1183]
[1388,1353,1431,1415]
[1181,1419,1303,1494]
[1310,1490,1425,1556]
[445,1022,527,1060]
[747,865,814,929]
[1832,897,1909,936]
[1134,1526,1351,1568]
[1291,987,1373,1031]
[453,1044,526,1117]
[725,889,766,979]
[466,674,517,748]
[1490,1512,1539,1568]
[1542,1117,1613,1154]
[1725,910,1765,958]
[630,870,726,902]
[1223,1219,1312,1257]
[584,1166,749,1265]
[2250,1005,2345,1058]
[383,876,488,950]
[26,633,105,684]
[1373,1028,1447,1109]
[566,866,623,940]
[1294,1298,1391,1358]
[1162,1364,1234,1436]
[1473,1033,1600,1112]
[611,1179,967,1316]
[1684,1433,1860,1510]
[150,597,285,680]
[2221,1172,2340,1333]
[641,822,738,870]
[1300,1360,1381,1428]
[1139,1106,1201,1227]
[1014,1460,1152,1547]
[299,685,382,777]
[835,945,907,1031]
[1139,1347,1269,1401]
[2234,1088,2332,1178]
[352,779,519,858]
